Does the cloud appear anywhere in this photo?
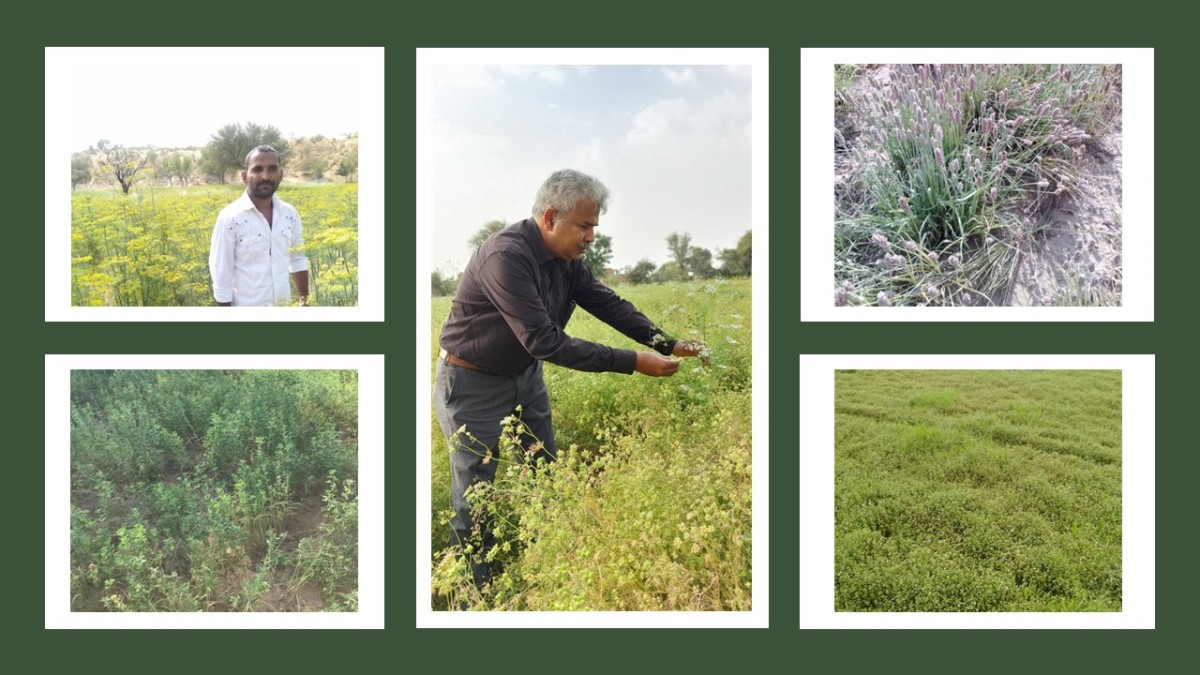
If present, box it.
[431,65,502,91]
[500,65,569,85]
[725,65,751,79]
[662,67,698,86]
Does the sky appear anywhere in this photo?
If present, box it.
[61,47,366,151]
[427,64,752,273]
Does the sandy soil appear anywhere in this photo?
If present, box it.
[1009,122,1122,305]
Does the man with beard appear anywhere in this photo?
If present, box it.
[434,169,703,592]
[209,145,309,306]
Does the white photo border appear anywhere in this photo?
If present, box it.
[44,47,385,322]
[45,354,385,629]
[415,47,769,628]
[800,48,1153,321]
[799,353,1154,629]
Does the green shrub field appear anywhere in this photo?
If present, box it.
[430,279,752,610]
[70,370,358,611]
[836,370,1121,611]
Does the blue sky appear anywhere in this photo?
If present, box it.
[428,64,752,272]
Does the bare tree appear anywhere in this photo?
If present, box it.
[97,141,150,194]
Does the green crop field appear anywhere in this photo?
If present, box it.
[429,278,752,611]
[70,370,358,612]
[835,369,1121,611]
[71,183,358,306]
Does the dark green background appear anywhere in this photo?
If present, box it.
[25,1,1177,669]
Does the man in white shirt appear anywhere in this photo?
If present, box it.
[209,145,310,306]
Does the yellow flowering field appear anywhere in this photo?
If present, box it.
[71,183,358,306]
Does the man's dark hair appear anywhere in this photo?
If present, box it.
[245,145,281,169]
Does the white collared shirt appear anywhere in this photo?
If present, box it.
[209,191,309,306]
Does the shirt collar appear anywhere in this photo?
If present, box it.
[520,218,558,265]
[233,190,278,213]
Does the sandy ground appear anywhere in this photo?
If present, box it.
[1009,122,1122,306]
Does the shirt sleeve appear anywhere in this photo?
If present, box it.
[571,264,678,356]
[209,212,236,304]
[288,207,308,273]
[475,251,637,374]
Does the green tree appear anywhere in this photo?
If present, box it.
[202,122,290,183]
[336,157,358,182]
[718,230,752,276]
[626,258,657,285]
[654,261,683,284]
[432,269,459,297]
[582,233,613,278]
[665,232,692,272]
[199,144,229,184]
[71,153,92,190]
[306,158,329,181]
[469,220,507,250]
[163,153,194,187]
[97,140,149,194]
[686,246,715,279]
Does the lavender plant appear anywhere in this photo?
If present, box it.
[834,64,1122,306]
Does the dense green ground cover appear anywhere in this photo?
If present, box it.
[430,279,752,610]
[70,370,358,611]
[836,370,1121,611]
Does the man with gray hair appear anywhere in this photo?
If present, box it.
[434,169,702,592]
[209,145,309,306]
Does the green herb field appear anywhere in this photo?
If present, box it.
[836,369,1121,611]
[430,278,752,610]
[70,370,358,612]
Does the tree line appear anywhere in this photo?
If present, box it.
[72,123,358,193]
[433,221,751,296]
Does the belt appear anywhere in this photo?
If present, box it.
[439,348,487,373]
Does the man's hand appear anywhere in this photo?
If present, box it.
[635,351,681,377]
[673,340,711,367]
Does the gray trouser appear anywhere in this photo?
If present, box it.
[433,357,556,553]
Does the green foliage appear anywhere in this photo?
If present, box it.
[431,269,459,297]
[305,158,329,181]
[69,370,358,612]
[626,258,657,285]
[686,246,715,279]
[718,230,752,277]
[665,232,691,272]
[835,370,1121,611]
[469,219,507,250]
[71,183,358,306]
[71,153,92,190]
[336,157,358,182]
[203,122,290,182]
[582,232,613,278]
[430,279,752,610]
[162,153,194,187]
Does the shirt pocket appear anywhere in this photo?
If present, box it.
[277,223,295,249]
[235,228,270,264]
